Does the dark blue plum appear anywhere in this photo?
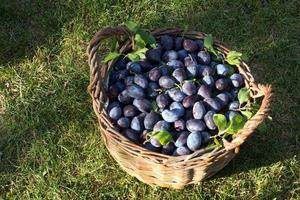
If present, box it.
[229,101,240,110]
[167,60,184,70]
[134,74,148,89]
[118,90,133,104]
[116,70,129,79]
[183,39,198,52]
[182,95,200,108]
[195,40,204,50]
[177,49,188,61]
[139,61,153,72]
[108,106,122,120]
[150,138,161,148]
[186,65,198,78]
[216,93,230,108]
[160,65,170,76]
[160,35,174,50]
[182,82,197,96]
[175,131,189,147]
[115,81,126,91]
[230,88,239,100]
[126,62,142,74]
[187,131,202,151]
[123,105,138,118]
[146,82,159,98]
[125,76,134,86]
[203,98,222,111]
[145,48,161,63]
[108,84,119,100]
[174,119,186,131]
[124,129,140,143]
[193,101,206,119]
[148,67,161,82]
[159,76,176,89]
[114,58,127,70]
[186,119,206,132]
[216,64,229,76]
[144,112,161,130]
[161,143,176,155]
[167,88,186,102]
[174,146,191,156]
[107,101,121,112]
[201,131,211,144]
[163,50,178,62]
[127,84,145,99]
[131,116,144,133]
[172,68,187,83]
[197,85,212,99]
[204,110,217,130]
[175,37,183,50]
[230,73,244,87]
[169,102,185,117]
[161,109,181,123]
[153,120,170,131]
[184,56,197,67]
[117,117,130,129]
[197,51,211,65]
[156,94,170,109]
[215,78,228,91]
[202,75,215,88]
[133,98,152,113]
[143,142,161,152]
[201,66,215,76]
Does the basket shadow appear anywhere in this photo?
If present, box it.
[0,1,74,65]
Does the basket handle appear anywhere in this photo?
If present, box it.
[223,84,273,153]
[87,26,132,96]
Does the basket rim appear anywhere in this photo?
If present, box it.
[87,26,272,164]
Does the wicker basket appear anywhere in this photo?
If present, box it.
[87,26,272,189]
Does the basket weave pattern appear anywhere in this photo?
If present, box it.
[87,26,272,189]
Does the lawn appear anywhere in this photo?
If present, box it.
[0,0,300,199]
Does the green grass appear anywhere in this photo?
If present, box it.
[1,0,300,199]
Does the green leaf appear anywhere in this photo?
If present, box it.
[204,34,213,49]
[127,53,140,61]
[151,101,159,112]
[134,33,146,49]
[103,52,121,63]
[225,51,243,65]
[125,21,139,33]
[241,110,253,119]
[151,130,173,145]
[137,29,156,45]
[213,114,227,132]
[227,115,246,135]
[213,137,221,147]
[225,64,235,76]
[238,87,250,104]
[204,34,218,56]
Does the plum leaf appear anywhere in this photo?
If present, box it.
[204,34,218,55]
[103,52,121,63]
[149,130,173,145]
[125,21,139,33]
[226,51,243,65]
[238,87,250,105]
[213,114,227,132]
[241,110,253,119]
[227,115,246,135]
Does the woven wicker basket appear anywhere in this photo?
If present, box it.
[87,26,272,189]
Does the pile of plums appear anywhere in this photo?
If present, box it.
[106,35,244,156]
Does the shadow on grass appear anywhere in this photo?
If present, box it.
[0,1,75,65]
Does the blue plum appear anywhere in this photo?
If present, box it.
[183,39,198,52]
[167,88,186,102]
[143,142,161,152]
[160,35,174,50]
[197,85,212,99]
[174,37,183,50]
[133,98,152,113]
[186,119,206,132]
[182,95,200,108]
[203,98,222,111]
[163,50,178,62]
[144,112,161,130]
[150,138,161,148]
[131,116,144,133]
[159,76,176,89]
[216,64,229,76]
[124,129,140,143]
[117,117,130,129]
[169,102,185,117]
[172,68,187,83]
[204,110,217,130]
[156,94,170,109]
[216,93,230,108]
[174,119,186,131]
[148,67,161,82]
[197,51,211,65]
[161,143,176,155]
[202,75,215,88]
[127,84,145,99]
[175,131,189,147]
[167,60,184,69]
[174,146,191,156]
[182,81,197,96]
[229,101,240,110]
[215,78,228,91]
[134,74,148,89]
[201,131,211,144]
[109,106,122,120]
[193,101,206,119]
[153,120,170,131]
[177,49,188,61]
[118,90,133,104]
[230,73,244,87]
[123,105,138,118]
[187,131,202,151]
[161,109,181,122]
[126,62,142,74]
[145,48,161,63]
